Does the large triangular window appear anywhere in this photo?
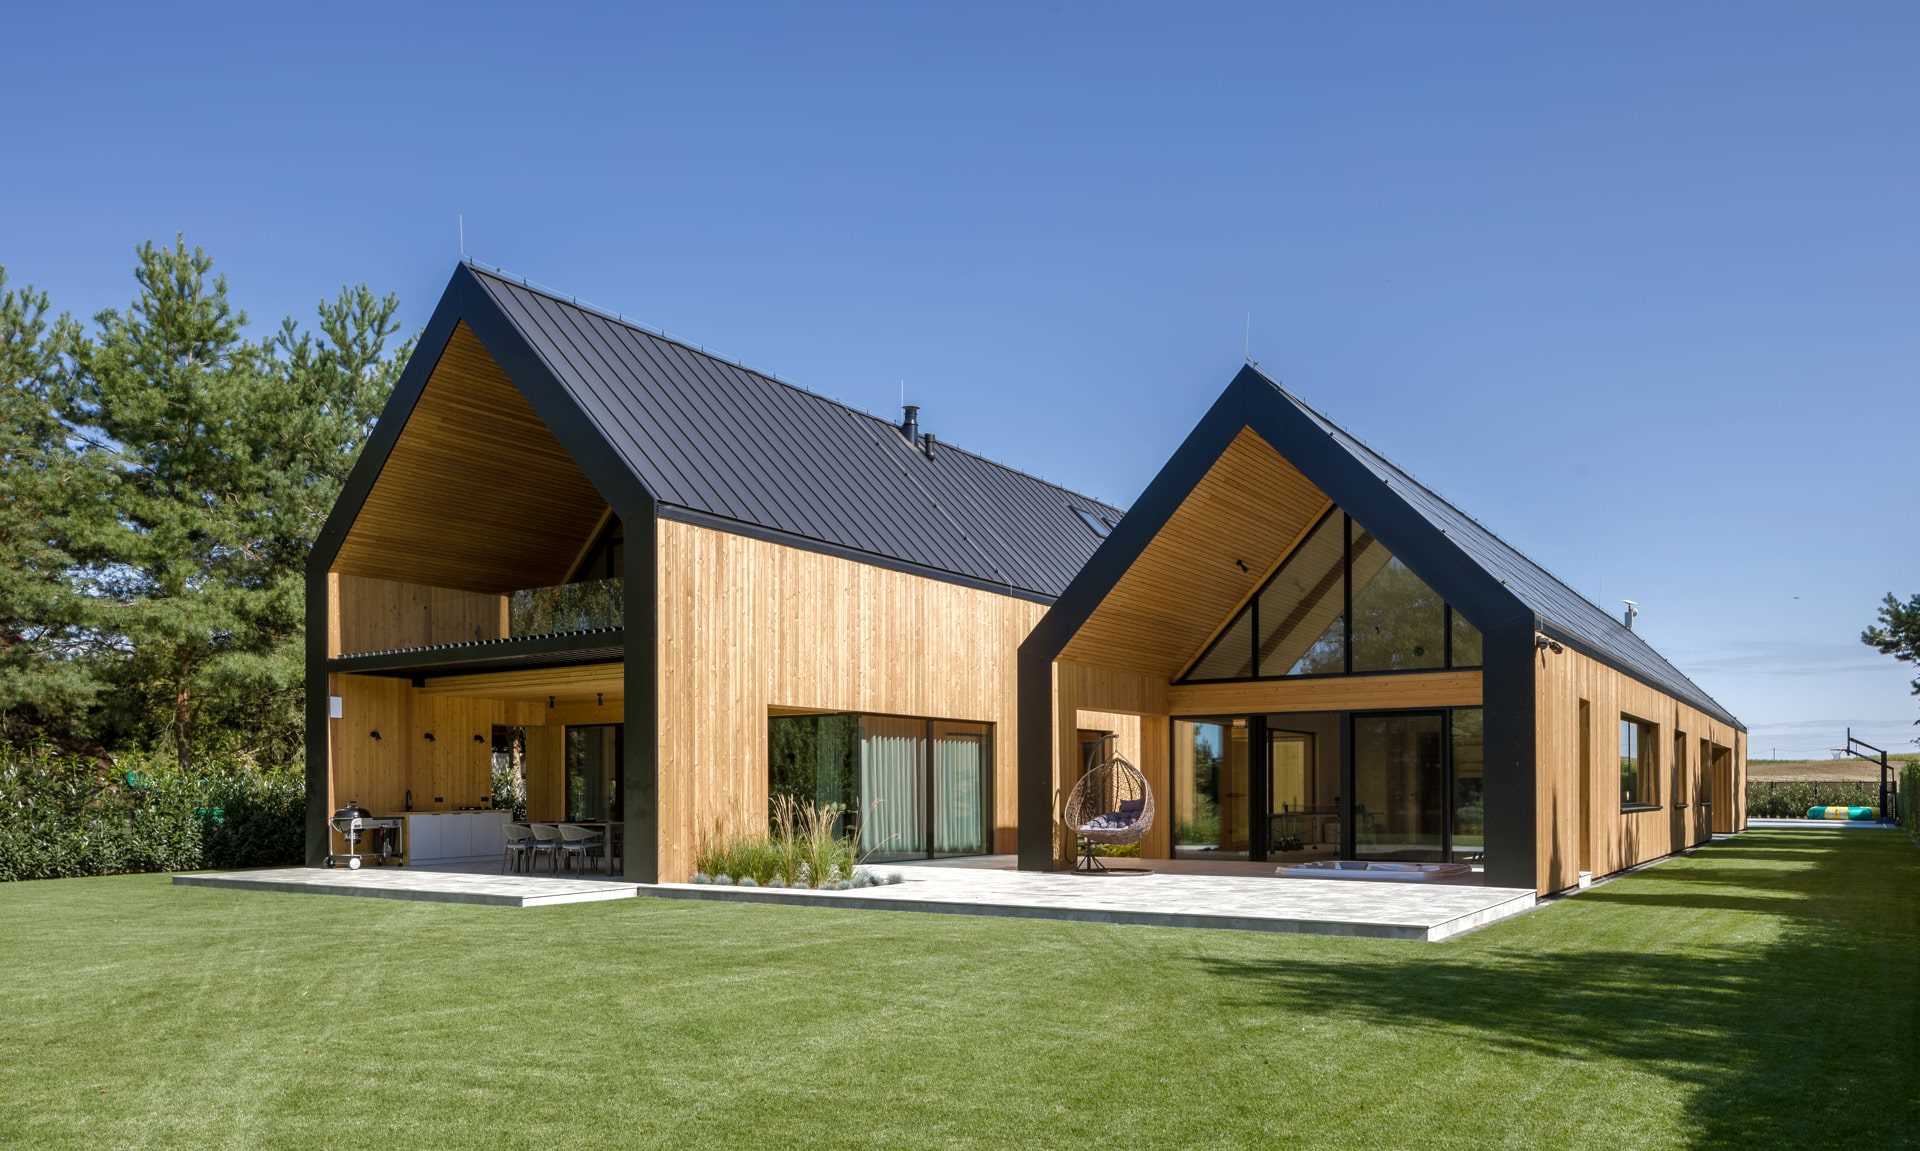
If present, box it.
[1180,510,1482,682]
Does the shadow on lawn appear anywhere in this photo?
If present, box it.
[1199,831,1918,1148]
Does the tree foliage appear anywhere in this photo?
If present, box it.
[1863,591,1920,737]
[0,239,409,765]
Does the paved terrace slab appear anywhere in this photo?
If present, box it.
[648,863,1538,941]
[173,860,1536,939]
[172,866,640,908]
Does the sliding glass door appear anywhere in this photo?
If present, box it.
[768,712,992,861]
[1173,719,1251,858]
[1351,712,1446,862]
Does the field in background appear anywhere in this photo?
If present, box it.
[1748,753,1918,783]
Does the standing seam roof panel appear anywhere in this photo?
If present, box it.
[464,265,1121,599]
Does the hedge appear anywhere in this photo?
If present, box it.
[1744,779,1885,820]
[0,747,303,882]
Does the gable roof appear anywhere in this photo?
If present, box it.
[460,264,1122,602]
[1022,365,1741,731]
[1274,379,1740,730]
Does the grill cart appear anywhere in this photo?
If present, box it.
[324,803,405,869]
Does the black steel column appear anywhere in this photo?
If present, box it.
[1480,623,1538,891]
[1248,715,1270,861]
[303,566,331,866]
[621,510,660,882]
[1016,646,1055,870]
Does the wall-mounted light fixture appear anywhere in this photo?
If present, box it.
[423,731,436,743]
[548,696,556,709]
[473,733,485,744]
[1533,633,1564,654]
[596,693,604,707]
[369,729,382,741]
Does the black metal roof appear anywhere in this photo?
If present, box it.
[464,264,1124,602]
[1269,374,1742,730]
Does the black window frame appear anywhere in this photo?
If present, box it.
[766,710,995,861]
[1620,714,1660,812]
[1179,510,1484,684]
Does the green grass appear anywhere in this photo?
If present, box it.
[2,831,1916,1149]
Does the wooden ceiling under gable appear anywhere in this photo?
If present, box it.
[1057,427,1330,678]
[330,322,610,594]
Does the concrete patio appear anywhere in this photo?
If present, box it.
[173,864,640,908]
[174,855,1536,940]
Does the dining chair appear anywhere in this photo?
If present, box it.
[556,823,605,874]
[501,823,536,875]
[527,823,564,873]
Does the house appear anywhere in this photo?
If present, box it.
[1014,370,1746,893]
[307,262,1745,895]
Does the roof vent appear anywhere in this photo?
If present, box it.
[1622,599,1638,630]
[901,403,919,443]
[922,431,936,460]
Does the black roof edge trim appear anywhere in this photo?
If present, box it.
[656,504,1059,606]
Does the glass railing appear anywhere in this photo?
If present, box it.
[509,577,623,637]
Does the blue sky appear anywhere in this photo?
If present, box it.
[6,3,1916,756]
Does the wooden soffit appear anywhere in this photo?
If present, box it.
[1057,427,1330,678]
[331,322,611,593]
[413,662,624,702]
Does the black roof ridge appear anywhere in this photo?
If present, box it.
[1244,365,1740,723]
[462,260,1125,517]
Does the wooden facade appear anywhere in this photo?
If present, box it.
[1534,643,1748,893]
[654,517,1045,881]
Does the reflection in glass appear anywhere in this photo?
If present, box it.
[1352,713,1445,861]
[1186,608,1255,680]
[1254,513,1346,676]
[1451,610,1483,667]
[1450,709,1485,863]
[767,713,991,861]
[1349,529,1445,672]
[1173,720,1250,857]
[563,724,621,821]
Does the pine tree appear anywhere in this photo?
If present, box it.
[57,238,409,767]
[0,267,107,746]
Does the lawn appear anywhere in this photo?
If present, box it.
[2,831,1915,1150]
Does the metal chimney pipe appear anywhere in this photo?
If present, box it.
[922,431,936,460]
[901,403,919,442]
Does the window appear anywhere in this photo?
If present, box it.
[1620,716,1656,809]
[1349,529,1445,672]
[563,724,621,821]
[1451,708,1486,864]
[768,712,991,860]
[1673,730,1687,807]
[1450,609,1483,667]
[1181,510,1479,682]
[1073,507,1114,538]
[1700,740,1719,808]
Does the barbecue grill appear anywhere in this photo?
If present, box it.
[325,802,404,869]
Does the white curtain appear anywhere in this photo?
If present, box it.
[859,717,925,857]
[933,732,986,854]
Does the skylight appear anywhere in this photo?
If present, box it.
[1074,508,1113,538]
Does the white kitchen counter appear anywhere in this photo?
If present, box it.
[396,810,511,864]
